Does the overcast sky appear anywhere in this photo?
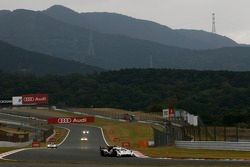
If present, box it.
[1,0,250,44]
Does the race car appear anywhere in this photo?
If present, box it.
[81,137,88,141]
[83,130,89,134]
[100,146,135,157]
[47,143,57,149]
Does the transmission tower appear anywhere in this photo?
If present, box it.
[84,32,96,63]
[150,55,153,68]
[212,13,216,34]
[88,32,95,56]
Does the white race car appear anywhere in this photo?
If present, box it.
[100,146,135,157]
[81,137,88,141]
[83,130,89,134]
[47,143,57,149]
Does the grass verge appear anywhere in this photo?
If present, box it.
[92,118,155,149]
[0,147,18,154]
[138,146,250,160]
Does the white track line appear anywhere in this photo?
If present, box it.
[0,148,26,159]
[57,127,70,146]
[100,127,109,146]
[86,125,109,146]
[0,127,70,160]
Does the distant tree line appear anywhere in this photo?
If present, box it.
[0,69,249,126]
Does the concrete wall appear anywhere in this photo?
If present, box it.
[175,141,250,151]
[0,140,32,147]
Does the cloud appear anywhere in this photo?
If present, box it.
[227,30,250,44]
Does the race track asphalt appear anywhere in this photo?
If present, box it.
[1,110,250,166]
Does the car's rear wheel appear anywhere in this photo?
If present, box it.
[111,151,117,157]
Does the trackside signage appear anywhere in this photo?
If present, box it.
[47,116,95,124]
[22,94,48,105]
[0,99,12,104]
[32,141,40,147]
[12,96,22,106]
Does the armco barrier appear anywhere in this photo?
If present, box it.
[175,141,250,151]
[0,140,32,147]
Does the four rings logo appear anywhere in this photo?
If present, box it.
[58,118,72,124]
[23,97,35,102]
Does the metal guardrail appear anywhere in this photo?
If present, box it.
[175,141,250,151]
[0,140,32,147]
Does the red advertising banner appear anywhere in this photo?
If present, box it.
[47,116,95,124]
[32,141,40,147]
[22,94,48,105]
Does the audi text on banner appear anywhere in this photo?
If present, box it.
[47,116,95,124]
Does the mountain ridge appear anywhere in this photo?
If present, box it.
[0,6,249,71]
[44,5,238,50]
[0,40,102,75]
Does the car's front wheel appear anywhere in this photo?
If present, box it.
[115,151,121,157]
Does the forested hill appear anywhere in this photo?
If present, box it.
[0,40,102,75]
[0,8,249,71]
[0,69,249,126]
[44,5,238,50]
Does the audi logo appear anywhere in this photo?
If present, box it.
[23,97,34,102]
[58,118,72,124]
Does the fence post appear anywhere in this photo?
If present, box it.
[236,126,239,142]
[182,127,186,140]
[214,126,217,141]
[198,126,201,141]
[205,126,208,141]
[193,127,196,141]
[224,126,227,141]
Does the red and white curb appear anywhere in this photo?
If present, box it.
[133,151,149,158]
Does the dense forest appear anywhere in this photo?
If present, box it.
[0,69,249,126]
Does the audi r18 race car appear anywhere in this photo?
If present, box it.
[100,146,135,157]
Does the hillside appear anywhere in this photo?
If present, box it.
[0,9,190,69]
[44,5,238,50]
[0,10,11,16]
[0,8,249,71]
[0,69,249,125]
[176,29,237,49]
[0,40,102,75]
